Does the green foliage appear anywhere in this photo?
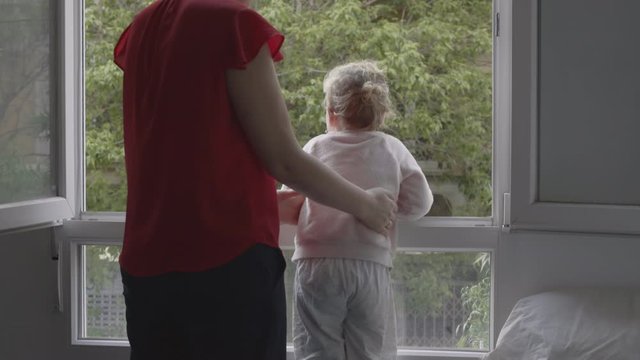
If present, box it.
[86,245,121,290]
[83,1,148,334]
[85,0,154,211]
[457,252,491,348]
[392,252,479,313]
[85,245,126,338]
[85,0,492,216]
[256,0,493,216]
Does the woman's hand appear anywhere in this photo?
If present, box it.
[227,45,396,231]
[358,188,397,235]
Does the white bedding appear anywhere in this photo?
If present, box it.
[484,288,640,360]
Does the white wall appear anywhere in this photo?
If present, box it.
[495,231,640,334]
[0,229,128,360]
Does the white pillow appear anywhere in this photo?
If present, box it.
[484,288,640,360]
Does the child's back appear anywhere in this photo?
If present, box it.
[294,130,432,268]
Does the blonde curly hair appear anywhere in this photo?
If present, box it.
[323,60,393,130]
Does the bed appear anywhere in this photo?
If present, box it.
[484,288,640,360]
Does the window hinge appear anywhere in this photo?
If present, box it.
[495,12,500,37]
[502,192,511,231]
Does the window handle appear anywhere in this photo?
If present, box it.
[51,225,64,312]
[502,192,511,231]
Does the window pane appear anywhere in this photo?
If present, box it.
[0,0,55,203]
[257,0,493,217]
[83,245,126,339]
[84,0,493,216]
[391,251,490,350]
[82,245,491,351]
[84,0,153,211]
[538,0,640,206]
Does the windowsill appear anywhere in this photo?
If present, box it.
[79,211,126,222]
[64,215,500,250]
[70,340,486,359]
[65,213,500,252]
[77,212,496,225]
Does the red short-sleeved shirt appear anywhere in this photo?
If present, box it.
[114,0,284,276]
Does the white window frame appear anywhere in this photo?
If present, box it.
[0,0,79,234]
[509,0,640,236]
[58,0,514,358]
[66,218,127,347]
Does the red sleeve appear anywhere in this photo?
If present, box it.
[114,24,132,71]
[227,8,284,69]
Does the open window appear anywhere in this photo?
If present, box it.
[63,0,512,358]
[509,0,640,235]
[0,0,76,233]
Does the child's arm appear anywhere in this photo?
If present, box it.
[277,189,305,225]
[397,146,433,221]
[397,170,433,220]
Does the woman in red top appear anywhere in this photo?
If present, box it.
[114,0,396,359]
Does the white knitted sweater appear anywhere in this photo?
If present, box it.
[292,131,433,267]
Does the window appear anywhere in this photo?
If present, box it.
[510,0,640,235]
[0,0,73,232]
[84,0,151,212]
[256,0,494,218]
[84,0,494,218]
[68,0,510,357]
[74,242,492,352]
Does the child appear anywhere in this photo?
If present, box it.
[280,60,433,360]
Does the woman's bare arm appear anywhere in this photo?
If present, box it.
[226,46,396,234]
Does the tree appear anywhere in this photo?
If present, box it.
[85,0,492,216]
[85,0,153,211]
[457,252,491,348]
[257,1,492,348]
[83,2,152,337]
[257,0,492,216]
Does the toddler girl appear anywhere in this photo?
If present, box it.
[281,60,433,360]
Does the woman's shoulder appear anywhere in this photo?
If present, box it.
[183,0,262,21]
[188,0,249,11]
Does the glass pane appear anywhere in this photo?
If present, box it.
[538,0,640,206]
[84,0,493,216]
[83,245,490,351]
[84,0,153,211]
[257,0,493,217]
[0,0,55,203]
[391,251,490,350]
[83,245,126,339]
[284,249,490,351]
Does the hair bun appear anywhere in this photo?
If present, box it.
[323,60,394,130]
